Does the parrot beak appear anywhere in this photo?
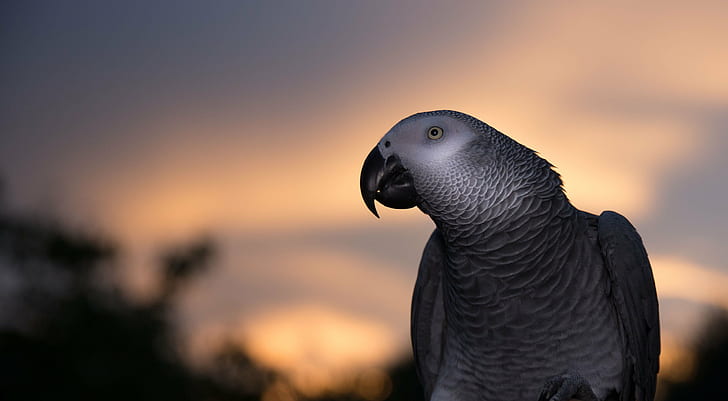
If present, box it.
[360,146,419,218]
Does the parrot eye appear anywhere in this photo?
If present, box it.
[427,126,444,140]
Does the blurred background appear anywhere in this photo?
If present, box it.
[1,1,727,400]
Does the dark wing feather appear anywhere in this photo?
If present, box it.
[411,229,446,399]
[598,211,660,401]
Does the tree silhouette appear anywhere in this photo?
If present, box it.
[0,196,274,401]
[659,309,728,401]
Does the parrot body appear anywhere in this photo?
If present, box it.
[360,111,660,401]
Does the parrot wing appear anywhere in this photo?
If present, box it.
[411,228,447,399]
[598,211,660,401]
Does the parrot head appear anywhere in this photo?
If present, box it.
[360,110,500,218]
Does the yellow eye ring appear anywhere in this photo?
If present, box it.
[427,126,444,140]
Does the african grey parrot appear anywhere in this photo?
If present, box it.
[359,111,659,401]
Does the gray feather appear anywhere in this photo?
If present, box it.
[597,211,660,401]
[411,229,447,399]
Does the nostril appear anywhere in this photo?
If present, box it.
[384,140,391,148]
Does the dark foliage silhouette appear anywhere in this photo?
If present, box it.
[302,357,424,401]
[0,199,274,400]
[659,309,728,401]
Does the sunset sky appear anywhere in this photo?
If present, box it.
[2,0,728,393]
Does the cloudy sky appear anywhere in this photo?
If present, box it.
[3,0,728,392]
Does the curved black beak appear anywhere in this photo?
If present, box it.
[360,146,418,218]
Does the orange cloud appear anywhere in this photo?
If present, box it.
[659,332,696,383]
[189,304,400,396]
[652,255,728,310]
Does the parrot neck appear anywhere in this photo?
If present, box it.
[437,186,578,268]
[433,172,595,341]
[426,151,570,250]
[430,161,583,307]
[436,186,578,265]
